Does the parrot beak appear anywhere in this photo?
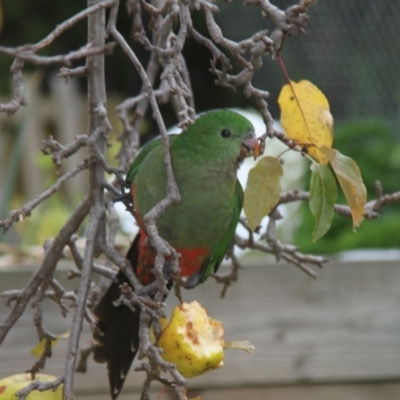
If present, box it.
[240,131,260,160]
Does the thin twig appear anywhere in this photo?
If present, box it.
[0,160,90,232]
[0,197,90,345]
[16,376,64,400]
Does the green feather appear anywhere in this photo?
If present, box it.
[127,110,254,286]
[186,180,243,287]
[126,135,177,184]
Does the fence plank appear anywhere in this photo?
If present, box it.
[1,259,399,397]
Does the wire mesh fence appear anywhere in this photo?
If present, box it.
[218,0,400,131]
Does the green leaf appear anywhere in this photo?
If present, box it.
[244,156,283,231]
[322,147,367,231]
[309,163,337,241]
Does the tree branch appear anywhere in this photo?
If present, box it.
[62,1,109,397]
[0,59,27,116]
[0,160,90,232]
[0,197,90,345]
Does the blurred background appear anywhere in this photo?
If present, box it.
[1,0,400,253]
[0,2,400,400]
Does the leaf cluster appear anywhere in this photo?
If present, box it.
[296,119,400,253]
[244,80,367,243]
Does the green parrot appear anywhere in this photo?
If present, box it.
[93,110,260,399]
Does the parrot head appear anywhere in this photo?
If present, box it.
[180,110,260,166]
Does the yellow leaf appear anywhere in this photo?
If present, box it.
[31,331,70,358]
[243,157,283,231]
[322,147,367,230]
[278,80,333,164]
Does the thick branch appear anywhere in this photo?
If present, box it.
[62,1,109,397]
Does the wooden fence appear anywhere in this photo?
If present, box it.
[1,258,400,399]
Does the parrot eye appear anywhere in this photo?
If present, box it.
[220,129,231,138]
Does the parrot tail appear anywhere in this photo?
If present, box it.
[93,234,141,400]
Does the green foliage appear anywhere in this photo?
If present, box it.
[11,152,78,247]
[295,119,400,253]
[309,163,337,242]
[1,145,86,248]
[15,197,73,248]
